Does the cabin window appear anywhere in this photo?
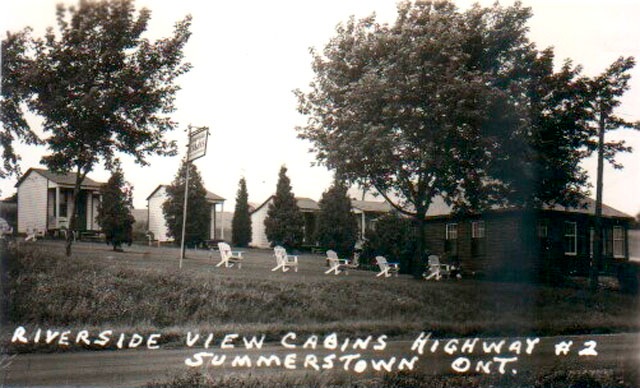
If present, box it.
[472,221,485,239]
[538,220,548,238]
[563,221,577,255]
[445,223,458,256]
[589,227,594,258]
[613,226,625,258]
[59,192,68,218]
[446,223,458,240]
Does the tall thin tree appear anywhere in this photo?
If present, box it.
[163,160,209,248]
[232,177,252,247]
[581,57,638,291]
[316,179,358,257]
[264,166,304,249]
[96,166,135,251]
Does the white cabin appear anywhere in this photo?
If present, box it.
[16,168,103,234]
[249,196,320,248]
[146,185,225,243]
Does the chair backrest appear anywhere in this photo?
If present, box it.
[326,250,338,260]
[218,242,232,259]
[353,252,361,266]
[428,255,440,267]
[375,256,389,269]
[274,246,286,262]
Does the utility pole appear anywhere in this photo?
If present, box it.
[590,105,606,292]
[179,127,192,269]
[179,125,209,269]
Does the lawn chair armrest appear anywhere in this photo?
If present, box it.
[231,251,244,258]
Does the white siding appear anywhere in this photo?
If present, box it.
[250,199,271,248]
[209,204,216,240]
[148,187,171,242]
[17,173,48,233]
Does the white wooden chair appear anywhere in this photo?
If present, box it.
[424,255,451,280]
[324,250,350,275]
[375,256,399,277]
[272,246,298,272]
[214,242,243,268]
[24,228,42,242]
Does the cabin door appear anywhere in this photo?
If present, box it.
[76,191,88,231]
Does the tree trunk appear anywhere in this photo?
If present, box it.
[65,167,85,257]
[412,209,427,279]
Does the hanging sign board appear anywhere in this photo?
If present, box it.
[188,126,209,162]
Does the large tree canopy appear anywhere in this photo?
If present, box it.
[2,0,192,254]
[0,29,41,179]
[297,1,592,214]
[296,0,603,275]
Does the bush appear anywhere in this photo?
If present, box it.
[363,213,415,274]
[617,262,639,295]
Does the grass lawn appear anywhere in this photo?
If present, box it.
[3,240,640,387]
[3,240,639,347]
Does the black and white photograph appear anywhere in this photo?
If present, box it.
[1,0,639,386]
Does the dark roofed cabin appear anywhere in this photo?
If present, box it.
[423,197,633,280]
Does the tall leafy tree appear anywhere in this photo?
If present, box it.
[264,166,304,249]
[580,57,638,291]
[1,29,42,178]
[163,160,209,247]
[4,0,192,255]
[231,177,252,247]
[96,166,135,251]
[315,179,358,257]
[296,1,597,276]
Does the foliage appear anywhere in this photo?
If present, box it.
[295,1,611,275]
[96,167,135,250]
[315,179,358,256]
[0,30,41,179]
[2,0,191,255]
[580,57,638,167]
[363,213,415,274]
[231,177,252,247]
[579,57,637,291]
[162,160,209,247]
[264,166,304,249]
[617,262,639,295]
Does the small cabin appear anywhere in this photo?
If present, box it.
[16,168,103,235]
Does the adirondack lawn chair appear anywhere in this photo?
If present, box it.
[424,255,450,280]
[272,246,298,272]
[24,228,42,242]
[375,256,399,277]
[324,250,350,275]
[215,242,243,268]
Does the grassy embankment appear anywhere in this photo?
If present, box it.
[3,241,639,352]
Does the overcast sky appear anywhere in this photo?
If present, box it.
[2,0,639,217]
